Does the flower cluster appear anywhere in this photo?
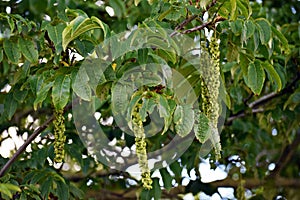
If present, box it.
[198,36,222,159]
[53,109,66,163]
[132,104,153,190]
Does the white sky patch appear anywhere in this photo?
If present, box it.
[0,138,15,158]
[105,6,115,17]
[199,158,227,183]
[70,51,84,61]
[95,0,104,7]
[183,193,194,200]
[6,6,11,14]
[218,187,235,199]
[1,84,11,92]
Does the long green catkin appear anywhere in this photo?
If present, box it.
[132,104,153,190]
[197,36,222,160]
[53,109,66,163]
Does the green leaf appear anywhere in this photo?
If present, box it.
[246,61,265,95]
[158,7,173,21]
[56,180,69,200]
[230,19,243,36]
[165,7,186,22]
[263,61,282,91]
[159,168,173,190]
[230,0,237,20]
[3,39,21,63]
[34,81,53,110]
[111,82,132,116]
[226,43,239,62]
[284,88,300,110]
[255,18,271,45]
[242,20,255,41]
[18,37,38,63]
[109,0,126,19]
[13,60,31,84]
[40,177,53,199]
[140,97,151,122]
[52,74,71,110]
[156,49,177,64]
[158,94,170,118]
[0,183,20,199]
[237,0,249,19]
[72,68,92,101]
[96,81,113,101]
[69,183,84,199]
[138,48,149,64]
[126,92,143,122]
[13,88,28,103]
[271,26,290,53]
[173,104,194,137]
[158,95,173,134]
[4,93,18,120]
[62,16,109,51]
[45,23,66,54]
[195,112,211,143]
[169,161,182,180]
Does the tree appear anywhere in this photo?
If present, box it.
[0,0,299,199]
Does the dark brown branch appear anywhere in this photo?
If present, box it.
[249,71,300,109]
[268,129,300,178]
[226,108,264,124]
[0,103,72,177]
[170,0,220,37]
[180,21,213,34]
[210,177,300,189]
[170,15,198,37]
[226,72,300,124]
[72,175,300,199]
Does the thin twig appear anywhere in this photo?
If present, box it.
[170,0,219,37]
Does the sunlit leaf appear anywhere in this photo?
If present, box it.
[62,16,109,51]
[271,26,290,53]
[255,18,271,45]
[34,81,53,110]
[263,61,282,91]
[52,74,71,110]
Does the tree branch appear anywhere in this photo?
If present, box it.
[0,103,72,177]
[210,177,300,189]
[249,72,300,109]
[76,175,300,200]
[268,129,300,178]
[170,0,221,37]
[226,72,300,124]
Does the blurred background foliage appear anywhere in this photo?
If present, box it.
[0,0,299,199]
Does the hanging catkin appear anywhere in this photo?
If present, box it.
[197,35,222,160]
[132,104,153,190]
[53,109,66,163]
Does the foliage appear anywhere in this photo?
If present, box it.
[0,0,299,199]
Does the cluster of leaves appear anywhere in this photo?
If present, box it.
[0,0,299,199]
